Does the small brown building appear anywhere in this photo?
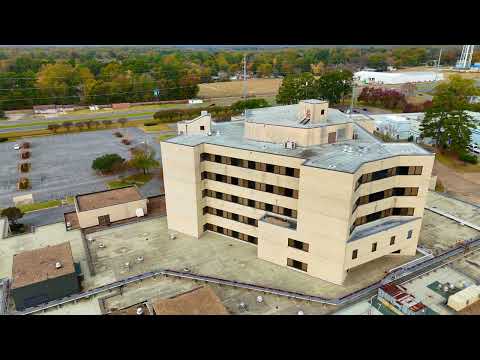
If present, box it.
[74,186,148,228]
[11,242,80,310]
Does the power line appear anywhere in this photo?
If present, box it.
[0,83,200,103]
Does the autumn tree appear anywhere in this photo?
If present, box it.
[129,145,160,175]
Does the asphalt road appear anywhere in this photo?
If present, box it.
[21,204,75,227]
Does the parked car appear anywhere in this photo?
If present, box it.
[13,144,20,150]
[468,143,480,154]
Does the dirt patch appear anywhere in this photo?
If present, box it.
[433,160,480,203]
[198,79,282,98]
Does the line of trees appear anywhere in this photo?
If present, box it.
[0,46,469,110]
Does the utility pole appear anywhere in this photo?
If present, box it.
[243,54,247,119]
[243,54,247,100]
[349,85,355,119]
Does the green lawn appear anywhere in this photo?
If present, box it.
[158,133,176,141]
[17,199,62,213]
[0,112,156,130]
[435,151,480,173]
[107,173,154,189]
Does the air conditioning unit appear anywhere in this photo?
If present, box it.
[285,140,297,149]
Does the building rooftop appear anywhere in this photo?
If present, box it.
[11,242,76,289]
[109,303,152,315]
[166,104,433,173]
[151,286,229,315]
[75,186,143,212]
[349,217,420,242]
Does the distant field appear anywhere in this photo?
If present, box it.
[198,78,282,98]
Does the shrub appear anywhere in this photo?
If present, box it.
[1,206,23,225]
[114,131,123,138]
[21,142,30,149]
[21,151,30,159]
[47,124,60,133]
[408,135,414,142]
[435,179,445,192]
[92,153,125,174]
[231,99,269,111]
[144,120,159,126]
[20,163,30,173]
[0,137,7,142]
[121,139,131,145]
[459,152,478,164]
[18,177,30,190]
[102,120,113,127]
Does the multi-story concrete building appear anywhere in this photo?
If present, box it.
[161,100,434,285]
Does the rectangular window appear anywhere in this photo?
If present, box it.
[214,155,222,163]
[202,189,207,198]
[407,230,413,239]
[287,258,308,272]
[390,236,396,245]
[215,192,223,199]
[232,231,239,239]
[372,242,377,252]
[203,223,208,232]
[231,213,239,222]
[248,199,255,208]
[216,209,224,218]
[231,195,239,203]
[230,158,239,166]
[248,236,258,245]
[203,206,209,215]
[247,217,256,226]
[200,125,205,130]
[285,167,295,177]
[265,203,273,212]
[217,226,223,234]
[414,166,423,175]
[248,180,255,189]
[352,249,358,259]
[284,208,292,218]
[288,239,309,252]
[248,161,256,169]
[200,153,209,162]
[201,171,207,180]
[266,164,275,173]
[284,188,294,198]
[230,177,238,186]
[266,184,274,193]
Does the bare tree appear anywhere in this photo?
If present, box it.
[117,118,128,127]
[102,120,113,127]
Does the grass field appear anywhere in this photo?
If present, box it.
[64,103,179,116]
[158,133,176,141]
[435,152,480,173]
[107,173,153,189]
[198,78,282,98]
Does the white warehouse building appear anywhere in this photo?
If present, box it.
[354,71,444,85]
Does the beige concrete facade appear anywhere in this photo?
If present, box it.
[161,101,435,285]
[177,113,212,136]
[74,187,148,229]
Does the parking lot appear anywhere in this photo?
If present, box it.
[0,128,161,208]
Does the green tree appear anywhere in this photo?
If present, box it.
[0,107,5,119]
[316,69,353,105]
[1,207,23,225]
[92,153,125,173]
[276,72,316,105]
[231,99,269,111]
[129,145,160,175]
[420,75,478,152]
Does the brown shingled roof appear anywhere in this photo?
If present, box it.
[151,286,229,315]
[11,242,76,289]
[76,186,142,212]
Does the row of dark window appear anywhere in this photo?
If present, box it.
[351,230,413,260]
[350,207,415,234]
[202,171,299,199]
[287,258,308,272]
[355,166,423,190]
[204,206,258,227]
[202,189,297,219]
[288,238,309,252]
[203,223,258,245]
[200,153,300,178]
[352,187,419,213]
